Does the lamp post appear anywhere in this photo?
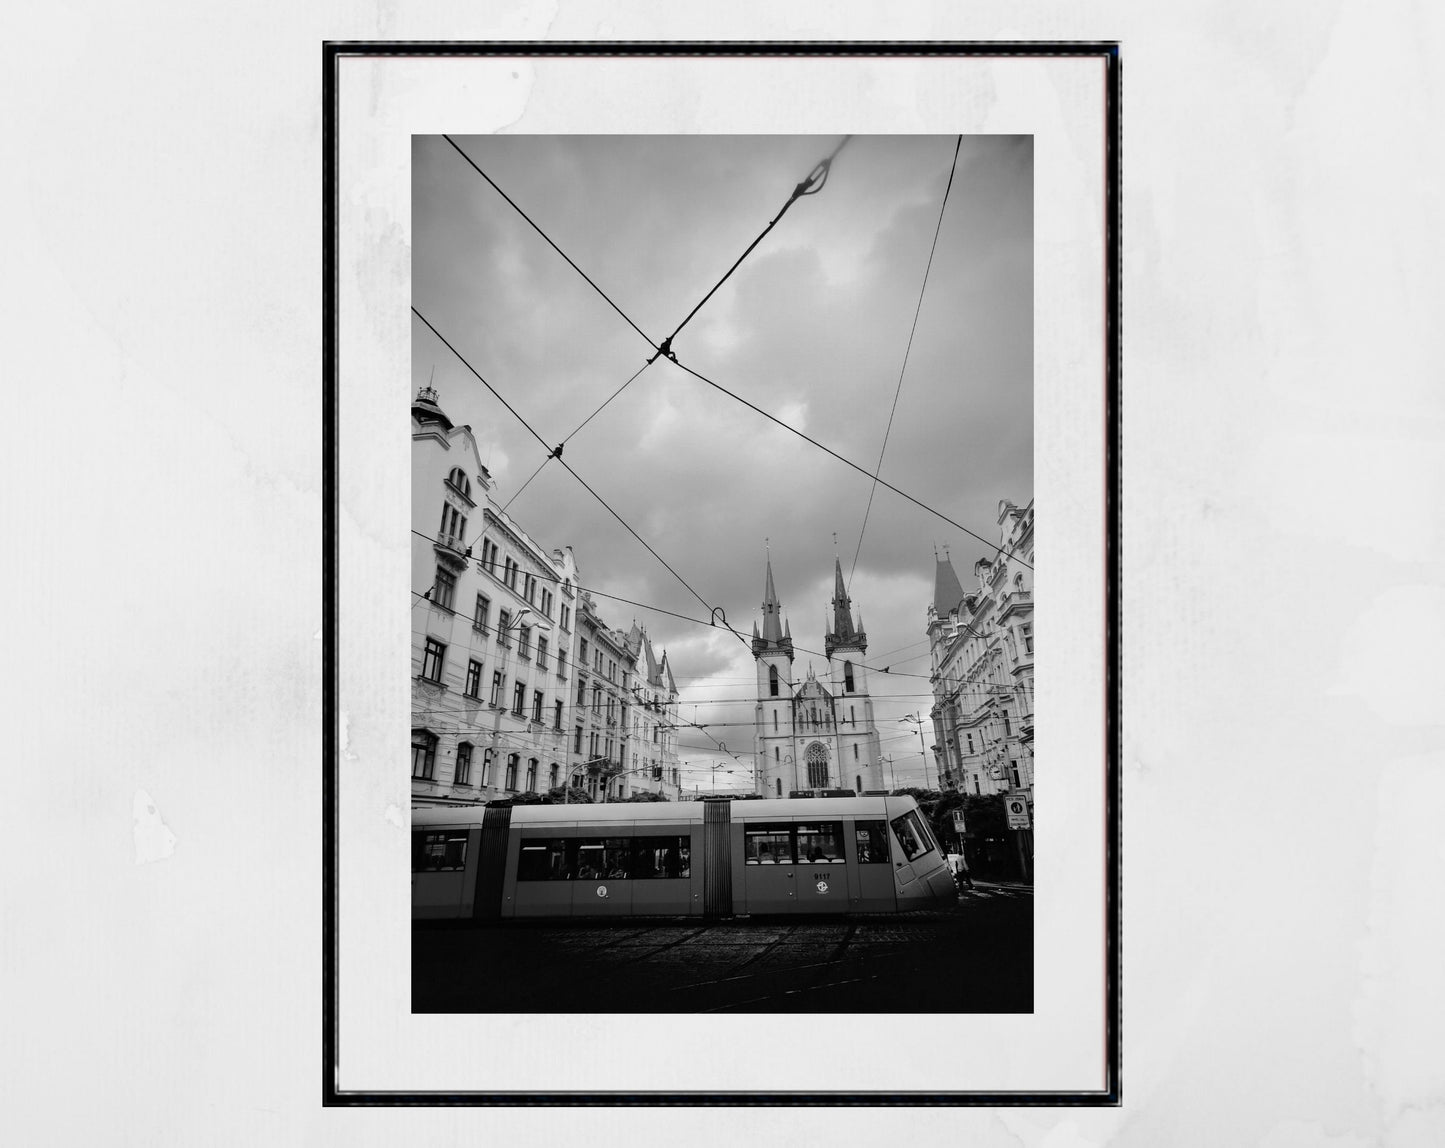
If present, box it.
[898,713,932,790]
[490,606,531,796]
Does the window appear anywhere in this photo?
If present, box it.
[481,748,494,787]
[592,686,601,716]
[473,594,490,634]
[498,609,511,644]
[844,661,855,692]
[1002,714,1012,736]
[856,774,862,792]
[518,626,531,659]
[594,650,603,673]
[805,742,828,788]
[480,538,499,573]
[556,651,566,678]
[503,556,519,589]
[541,588,553,618]
[853,744,859,760]
[439,504,466,545]
[446,467,472,498]
[421,638,445,683]
[855,821,890,864]
[455,741,473,786]
[490,671,504,707]
[966,733,975,754]
[1021,622,1033,654]
[774,747,779,762]
[849,705,855,726]
[796,822,846,863]
[1010,762,1021,788]
[505,754,518,790]
[515,836,690,881]
[769,665,779,696]
[523,573,536,603]
[560,604,571,631]
[411,729,437,779]
[549,763,559,790]
[744,826,794,865]
[554,700,563,729]
[512,681,526,715]
[464,659,482,699]
[890,810,934,862]
[652,725,659,744]
[532,690,544,723]
[574,726,583,754]
[432,567,456,610]
[776,778,782,797]
[526,759,537,792]
[974,777,982,794]
[412,830,467,872]
[579,638,589,665]
[536,636,548,669]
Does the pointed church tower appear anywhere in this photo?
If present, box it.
[753,555,797,797]
[823,559,882,794]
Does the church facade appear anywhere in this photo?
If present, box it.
[751,557,885,797]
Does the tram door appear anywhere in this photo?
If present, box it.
[851,819,898,912]
[741,824,797,913]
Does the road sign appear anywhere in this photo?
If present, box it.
[951,810,967,834]
[1006,796,1030,830]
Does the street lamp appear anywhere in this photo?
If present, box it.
[898,713,933,790]
[490,606,531,794]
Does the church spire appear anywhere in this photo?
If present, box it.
[753,554,794,660]
[825,557,867,658]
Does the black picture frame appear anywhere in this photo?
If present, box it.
[323,39,1121,1107]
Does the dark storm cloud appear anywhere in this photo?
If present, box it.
[413,135,1031,783]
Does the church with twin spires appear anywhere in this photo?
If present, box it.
[751,556,885,797]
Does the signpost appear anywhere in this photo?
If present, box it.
[951,809,967,835]
[1006,796,1030,830]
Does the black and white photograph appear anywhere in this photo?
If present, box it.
[407,133,1038,1015]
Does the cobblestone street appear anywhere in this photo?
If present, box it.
[414,882,1032,1013]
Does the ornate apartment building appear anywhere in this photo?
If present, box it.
[410,386,580,805]
[926,499,1035,799]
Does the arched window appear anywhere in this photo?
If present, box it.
[411,729,437,780]
[455,741,473,786]
[805,742,828,788]
[446,467,471,498]
[776,778,782,797]
[855,774,861,793]
[769,665,779,697]
[844,661,855,693]
[481,748,494,786]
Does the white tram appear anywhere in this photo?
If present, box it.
[413,794,958,920]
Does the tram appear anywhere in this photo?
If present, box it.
[413,794,958,920]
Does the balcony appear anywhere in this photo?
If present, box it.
[433,534,469,570]
[998,589,1032,619]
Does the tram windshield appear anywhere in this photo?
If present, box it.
[890,810,933,862]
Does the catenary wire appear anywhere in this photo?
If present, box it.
[441,134,660,353]
[670,355,1033,572]
[849,135,963,590]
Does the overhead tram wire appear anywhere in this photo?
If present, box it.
[441,135,661,355]
[669,357,1033,572]
[848,135,964,590]
[411,309,744,647]
[658,135,852,356]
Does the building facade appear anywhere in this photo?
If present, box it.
[570,590,635,801]
[411,386,580,805]
[926,499,1035,800]
[751,557,884,797]
[622,624,683,801]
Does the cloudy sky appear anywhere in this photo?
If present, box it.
[412,133,1032,795]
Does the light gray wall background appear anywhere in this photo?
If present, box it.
[3,3,1443,1145]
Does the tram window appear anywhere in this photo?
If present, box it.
[744,827,793,865]
[795,822,845,863]
[412,831,468,872]
[890,810,933,862]
[854,821,891,864]
[632,837,690,879]
[518,836,691,880]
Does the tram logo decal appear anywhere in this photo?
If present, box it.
[596,885,608,898]
[815,880,829,894]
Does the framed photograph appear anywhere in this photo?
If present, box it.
[325,42,1119,1104]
